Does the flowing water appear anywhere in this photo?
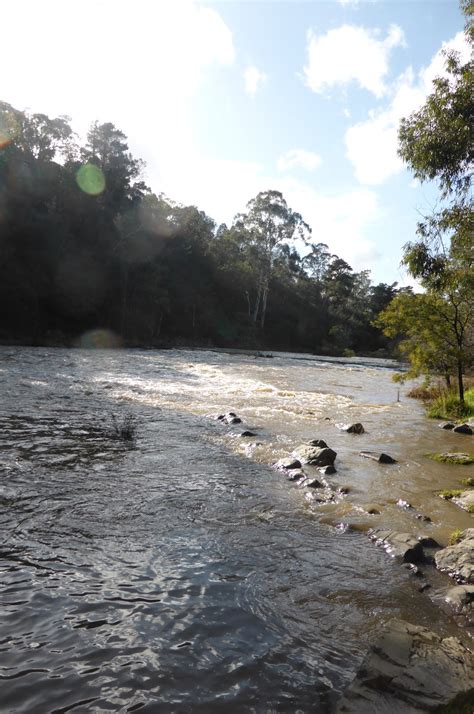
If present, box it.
[0,346,472,713]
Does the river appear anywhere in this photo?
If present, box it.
[0,346,472,712]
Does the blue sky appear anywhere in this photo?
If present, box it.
[1,0,468,286]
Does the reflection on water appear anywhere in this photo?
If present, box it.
[0,347,471,712]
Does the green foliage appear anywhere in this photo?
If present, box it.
[448,528,463,545]
[461,477,474,487]
[426,388,474,419]
[438,489,465,498]
[0,100,400,354]
[429,453,473,465]
[395,7,474,403]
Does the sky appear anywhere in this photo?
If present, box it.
[1,0,469,286]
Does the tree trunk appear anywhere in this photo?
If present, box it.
[245,291,251,318]
[252,280,262,324]
[260,282,269,329]
[445,373,451,388]
[457,359,465,403]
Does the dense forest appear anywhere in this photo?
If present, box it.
[0,100,405,354]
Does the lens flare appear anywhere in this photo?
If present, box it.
[76,163,106,195]
[78,329,121,349]
[0,116,15,149]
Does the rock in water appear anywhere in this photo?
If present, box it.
[340,423,365,434]
[274,457,302,471]
[453,423,473,435]
[440,422,455,430]
[360,451,397,464]
[319,464,336,475]
[443,585,474,626]
[293,445,337,466]
[368,529,425,563]
[336,619,474,713]
[307,439,328,448]
[453,490,474,512]
[435,529,474,583]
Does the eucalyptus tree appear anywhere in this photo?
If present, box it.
[396,0,473,400]
[233,190,311,328]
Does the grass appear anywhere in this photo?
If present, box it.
[461,477,474,487]
[109,413,138,442]
[438,489,464,499]
[426,453,474,465]
[426,387,474,421]
[448,528,463,545]
[468,503,474,514]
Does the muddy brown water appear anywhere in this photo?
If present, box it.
[0,347,472,712]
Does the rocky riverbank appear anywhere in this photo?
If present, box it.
[214,409,474,710]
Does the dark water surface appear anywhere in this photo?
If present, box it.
[0,347,471,713]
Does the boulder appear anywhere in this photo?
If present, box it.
[435,529,474,583]
[445,585,474,616]
[453,423,473,435]
[319,464,336,476]
[340,423,365,434]
[293,444,337,466]
[368,529,425,563]
[307,439,328,448]
[360,451,397,464]
[286,468,306,482]
[440,422,455,430]
[274,457,302,471]
[336,619,474,713]
[240,430,256,437]
[453,490,474,512]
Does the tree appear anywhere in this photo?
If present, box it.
[395,0,473,401]
[375,288,473,391]
[233,190,311,328]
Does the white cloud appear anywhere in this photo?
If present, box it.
[338,0,360,6]
[244,66,267,96]
[0,0,235,152]
[157,149,379,270]
[345,31,470,185]
[304,24,405,97]
[277,149,322,173]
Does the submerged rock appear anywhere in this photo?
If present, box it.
[303,477,324,489]
[440,422,456,430]
[240,430,256,437]
[293,445,336,466]
[340,423,365,434]
[444,584,474,623]
[368,529,425,563]
[435,529,474,584]
[360,451,397,464]
[336,619,474,713]
[453,423,473,435]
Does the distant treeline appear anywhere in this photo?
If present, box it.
[0,101,409,354]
